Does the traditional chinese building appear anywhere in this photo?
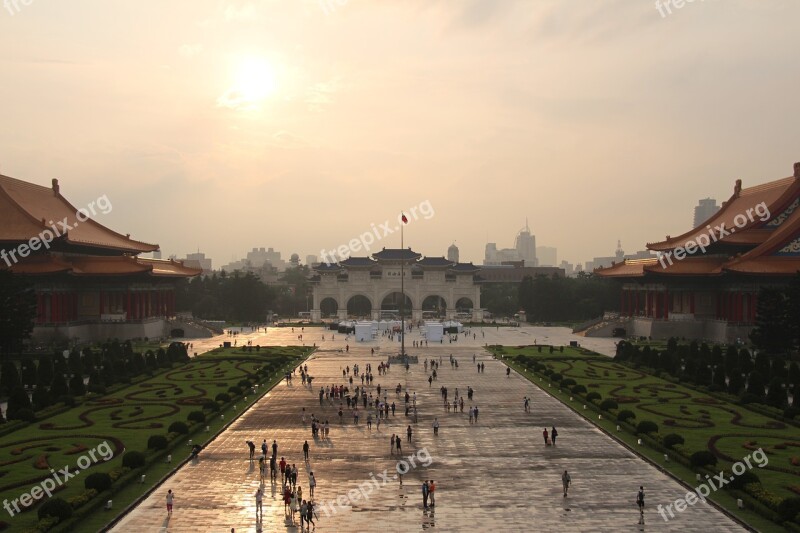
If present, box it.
[310,248,483,321]
[0,174,200,343]
[595,162,800,342]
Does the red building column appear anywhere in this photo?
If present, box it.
[664,289,670,320]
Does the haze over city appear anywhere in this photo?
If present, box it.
[2,0,799,266]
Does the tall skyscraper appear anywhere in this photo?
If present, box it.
[447,243,459,263]
[514,220,537,266]
[536,246,557,267]
[693,198,719,228]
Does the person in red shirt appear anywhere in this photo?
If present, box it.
[279,457,287,484]
[543,428,549,445]
[428,480,436,506]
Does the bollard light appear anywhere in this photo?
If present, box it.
[188,440,192,446]
[105,500,112,510]
[140,475,146,484]
[583,405,587,410]
[569,396,573,401]
[737,499,744,509]
[637,439,642,445]
[696,473,702,481]
[616,425,620,431]
[206,425,210,432]
[221,414,224,420]
[234,405,237,409]
[664,454,669,461]
[167,454,172,463]
[598,414,602,420]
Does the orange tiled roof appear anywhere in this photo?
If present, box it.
[647,173,800,252]
[593,259,655,278]
[6,255,201,278]
[0,174,158,253]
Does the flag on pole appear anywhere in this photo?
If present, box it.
[401,213,408,224]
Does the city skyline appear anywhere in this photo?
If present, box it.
[1,1,799,269]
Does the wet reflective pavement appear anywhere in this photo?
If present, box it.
[111,328,743,532]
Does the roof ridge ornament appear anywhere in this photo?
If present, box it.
[795,162,800,178]
[51,178,59,194]
[734,179,742,197]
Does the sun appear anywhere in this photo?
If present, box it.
[235,56,277,101]
[219,56,278,111]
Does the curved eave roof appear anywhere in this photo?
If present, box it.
[5,255,200,277]
[339,257,377,268]
[450,262,481,273]
[648,175,800,252]
[372,248,422,261]
[0,174,158,254]
[417,256,455,268]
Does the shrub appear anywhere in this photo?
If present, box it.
[59,395,76,407]
[617,410,636,423]
[38,498,73,521]
[202,400,220,412]
[10,408,36,422]
[727,470,759,490]
[662,433,684,449]
[550,373,562,382]
[586,392,601,402]
[571,385,587,394]
[689,450,718,468]
[122,451,146,469]
[168,421,189,435]
[228,386,242,396]
[636,420,659,434]
[69,376,86,396]
[84,472,112,492]
[561,378,576,387]
[188,410,205,423]
[600,399,618,411]
[739,392,764,405]
[777,497,800,522]
[147,435,168,450]
[215,393,231,403]
[238,379,251,389]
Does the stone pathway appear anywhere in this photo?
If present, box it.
[111,331,743,532]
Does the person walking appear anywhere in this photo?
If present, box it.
[303,440,310,461]
[637,486,645,524]
[428,480,436,506]
[543,427,549,446]
[562,470,571,497]
[247,440,256,459]
[255,487,263,520]
[551,426,558,445]
[433,418,440,436]
[391,434,396,455]
[300,500,308,530]
[166,489,174,516]
[407,425,413,443]
[422,480,430,509]
[261,439,268,459]
[272,440,278,458]
[396,434,402,454]
[309,472,317,498]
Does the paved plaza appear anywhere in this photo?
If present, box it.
[111,327,744,532]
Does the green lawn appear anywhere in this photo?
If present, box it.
[0,346,311,532]
[494,345,800,531]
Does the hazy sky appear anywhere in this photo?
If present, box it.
[2,0,799,268]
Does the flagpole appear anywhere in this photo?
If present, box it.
[400,216,405,361]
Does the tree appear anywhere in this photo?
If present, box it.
[746,371,767,398]
[0,270,36,354]
[750,287,792,355]
[37,355,54,385]
[765,377,787,409]
[0,361,21,394]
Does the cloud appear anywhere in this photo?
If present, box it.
[179,43,204,58]
[305,77,343,110]
[223,1,257,21]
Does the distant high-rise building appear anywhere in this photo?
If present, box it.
[447,243,459,263]
[221,247,288,272]
[536,246,557,267]
[179,252,212,274]
[693,198,719,228]
[484,220,538,266]
[290,253,300,268]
